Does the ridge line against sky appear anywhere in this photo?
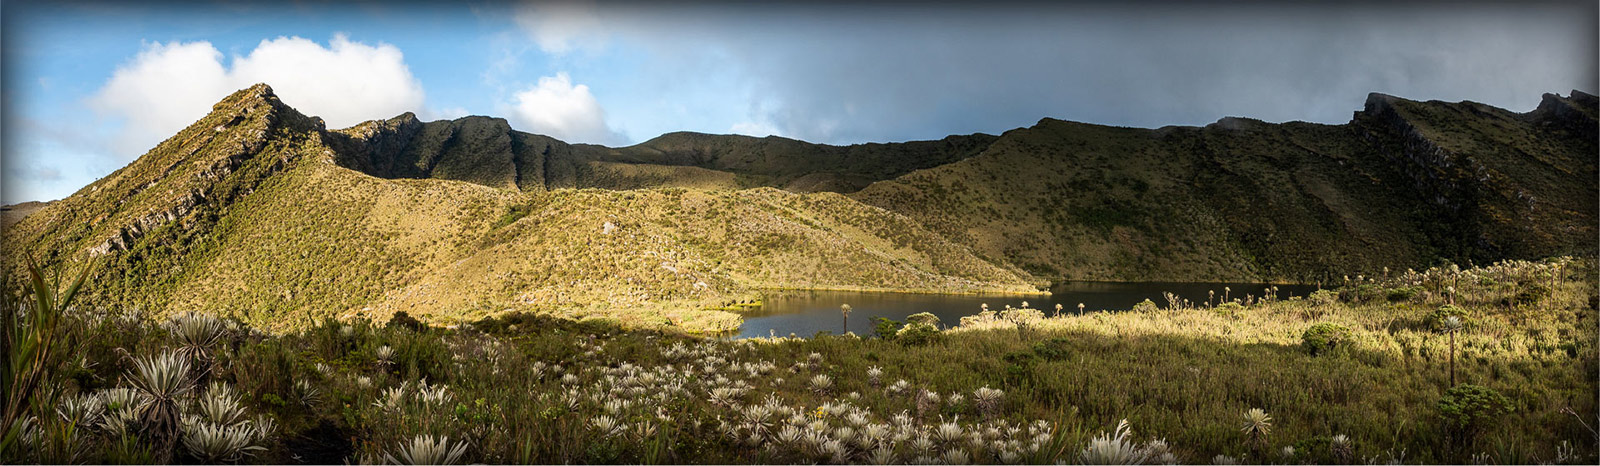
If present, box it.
[2,0,1596,204]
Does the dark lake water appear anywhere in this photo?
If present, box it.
[730,282,1322,339]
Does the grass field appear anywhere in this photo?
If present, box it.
[3,256,1593,464]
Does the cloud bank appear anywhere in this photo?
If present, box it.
[510,2,1598,144]
[88,35,426,158]
[504,73,623,144]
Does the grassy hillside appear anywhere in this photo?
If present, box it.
[8,257,1592,464]
[851,92,1598,284]
[1,85,1034,332]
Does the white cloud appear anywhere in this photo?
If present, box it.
[88,41,234,156]
[87,35,425,158]
[231,35,425,129]
[513,1,604,55]
[504,73,621,144]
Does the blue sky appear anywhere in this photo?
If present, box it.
[3,1,1595,203]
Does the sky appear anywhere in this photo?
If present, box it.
[2,1,1595,204]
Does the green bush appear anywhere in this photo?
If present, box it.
[492,204,532,229]
[1308,289,1339,307]
[1437,384,1513,445]
[1291,436,1335,464]
[1358,284,1385,301]
[1510,282,1551,306]
[1301,323,1353,355]
[895,323,940,346]
[1002,350,1038,384]
[1214,302,1244,319]
[1425,305,1473,332]
[872,317,903,341]
[1131,299,1158,313]
[1386,286,1422,302]
[1032,337,1072,361]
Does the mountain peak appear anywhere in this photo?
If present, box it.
[212,83,277,111]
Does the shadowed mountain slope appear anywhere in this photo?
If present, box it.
[851,91,1597,283]
[324,112,998,194]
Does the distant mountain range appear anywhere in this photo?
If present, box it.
[4,84,1593,329]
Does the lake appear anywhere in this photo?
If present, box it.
[730,281,1322,339]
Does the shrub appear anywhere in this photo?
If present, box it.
[1301,323,1353,355]
[872,317,903,341]
[998,308,1044,323]
[895,323,939,346]
[1291,435,1335,464]
[1345,284,1384,303]
[1308,289,1339,307]
[492,204,531,229]
[1437,384,1513,446]
[387,312,425,332]
[1385,286,1422,302]
[905,312,941,328]
[1214,302,1244,319]
[1002,350,1037,385]
[1509,282,1551,307]
[1131,299,1159,313]
[1425,305,1473,332]
[1032,337,1072,361]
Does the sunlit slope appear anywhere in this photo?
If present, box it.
[852,92,1598,283]
[2,84,1034,330]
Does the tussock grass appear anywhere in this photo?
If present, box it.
[3,257,1591,464]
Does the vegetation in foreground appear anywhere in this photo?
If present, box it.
[2,257,1594,464]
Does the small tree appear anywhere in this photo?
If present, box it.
[840,304,852,335]
[1439,316,1465,386]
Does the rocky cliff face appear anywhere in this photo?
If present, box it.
[1354,91,1598,263]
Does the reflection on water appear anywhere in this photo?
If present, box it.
[731,281,1321,339]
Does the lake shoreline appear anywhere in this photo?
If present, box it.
[726,281,1323,339]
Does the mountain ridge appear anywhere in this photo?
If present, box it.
[848,89,1596,283]
[1,84,1038,331]
[3,83,1593,330]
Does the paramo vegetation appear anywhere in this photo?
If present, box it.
[2,256,1593,464]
